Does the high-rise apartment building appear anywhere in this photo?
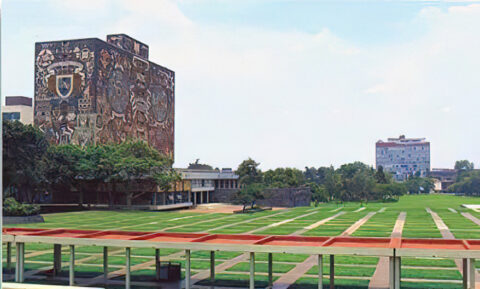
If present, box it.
[376,135,430,181]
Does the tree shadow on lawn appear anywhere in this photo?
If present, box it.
[289,283,367,289]
[197,279,271,288]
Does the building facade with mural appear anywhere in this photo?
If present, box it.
[34,34,175,157]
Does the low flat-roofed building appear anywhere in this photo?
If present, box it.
[177,168,239,205]
[429,168,457,192]
[2,96,33,124]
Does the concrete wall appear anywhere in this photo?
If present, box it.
[257,187,311,208]
[212,188,238,203]
[2,105,33,124]
[213,187,312,208]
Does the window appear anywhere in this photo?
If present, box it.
[3,112,20,121]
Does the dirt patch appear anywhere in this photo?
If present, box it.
[182,203,286,214]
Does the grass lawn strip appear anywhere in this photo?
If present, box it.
[272,209,377,289]
[5,195,480,289]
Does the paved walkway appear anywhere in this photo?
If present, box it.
[188,209,340,289]
[247,210,320,234]
[207,210,292,232]
[341,211,376,236]
[160,213,238,232]
[82,250,184,286]
[291,212,345,236]
[273,255,317,289]
[368,212,406,289]
[272,210,376,289]
[462,212,480,226]
[85,208,322,288]
[427,208,480,289]
[189,253,249,286]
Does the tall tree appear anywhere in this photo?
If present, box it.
[324,166,341,201]
[236,158,263,185]
[374,166,390,184]
[264,168,305,188]
[448,171,480,196]
[3,121,49,202]
[405,176,435,194]
[46,141,178,206]
[455,160,474,171]
[233,183,266,212]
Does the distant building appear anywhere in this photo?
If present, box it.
[177,168,239,206]
[376,135,430,181]
[34,34,174,156]
[2,96,33,124]
[429,168,457,192]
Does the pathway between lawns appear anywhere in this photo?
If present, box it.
[427,208,480,289]
[368,212,406,289]
[14,213,170,280]
[186,209,328,286]
[272,208,382,289]
[246,210,320,234]
[204,209,292,233]
[83,208,319,287]
[461,212,480,226]
[188,208,343,288]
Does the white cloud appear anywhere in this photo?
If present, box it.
[3,0,480,169]
[441,106,452,113]
[50,0,110,12]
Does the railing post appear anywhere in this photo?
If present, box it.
[318,255,323,289]
[463,258,468,289]
[268,253,273,288]
[250,252,255,289]
[155,249,161,280]
[53,244,62,276]
[15,243,19,282]
[210,251,215,282]
[329,255,334,289]
[469,258,476,289]
[185,249,191,289]
[7,242,12,271]
[69,245,75,286]
[103,247,108,281]
[395,257,401,289]
[389,256,394,289]
[19,242,24,282]
[125,247,131,289]
[15,242,24,282]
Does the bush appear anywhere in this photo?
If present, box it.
[3,197,40,216]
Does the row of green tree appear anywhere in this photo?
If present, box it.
[3,121,178,204]
[448,160,479,196]
[235,158,436,206]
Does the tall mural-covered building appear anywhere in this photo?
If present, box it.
[34,34,175,157]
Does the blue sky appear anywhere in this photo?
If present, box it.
[2,0,480,170]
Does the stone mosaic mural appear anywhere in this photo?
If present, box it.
[34,35,175,157]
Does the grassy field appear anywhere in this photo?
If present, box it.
[3,194,480,289]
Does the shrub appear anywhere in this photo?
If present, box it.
[3,197,40,216]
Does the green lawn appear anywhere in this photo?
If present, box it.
[3,194,480,289]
